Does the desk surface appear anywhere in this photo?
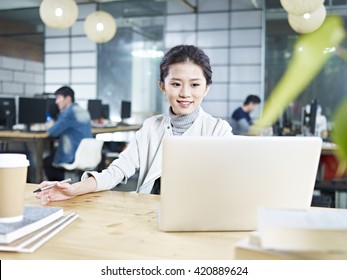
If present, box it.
[0,184,249,260]
[321,142,337,155]
[0,130,49,138]
[91,124,141,134]
[0,125,141,138]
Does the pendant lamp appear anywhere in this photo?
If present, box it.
[84,11,117,43]
[39,0,78,29]
[280,0,324,15]
[288,4,326,34]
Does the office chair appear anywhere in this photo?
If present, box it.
[55,138,104,181]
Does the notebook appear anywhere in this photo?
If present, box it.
[159,136,322,232]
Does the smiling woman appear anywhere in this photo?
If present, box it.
[35,45,233,204]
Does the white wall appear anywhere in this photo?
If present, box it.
[44,3,98,105]
[0,56,44,97]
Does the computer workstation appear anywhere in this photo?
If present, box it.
[0,96,140,182]
[0,97,16,130]
[88,99,133,128]
[271,99,328,139]
[288,100,345,208]
[87,99,103,123]
[0,95,60,133]
[119,100,131,125]
[87,99,138,167]
[17,97,57,132]
[0,96,58,181]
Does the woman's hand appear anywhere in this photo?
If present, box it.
[35,177,97,205]
[35,180,76,205]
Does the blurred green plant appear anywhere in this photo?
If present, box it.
[255,15,345,128]
[253,15,347,174]
[331,98,347,175]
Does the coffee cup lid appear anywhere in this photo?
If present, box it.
[0,153,30,168]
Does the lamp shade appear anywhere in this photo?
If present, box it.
[39,0,78,29]
[280,0,325,16]
[288,4,326,34]
[84,11,117,43]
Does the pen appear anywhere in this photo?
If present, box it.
[33,178,72,193]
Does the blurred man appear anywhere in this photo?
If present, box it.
[230,95,261,135]
[43,86,92,180]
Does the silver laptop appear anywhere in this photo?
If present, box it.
[159,136,322,231]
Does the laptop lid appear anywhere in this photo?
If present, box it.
[159,136,322,232]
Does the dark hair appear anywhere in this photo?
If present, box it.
[159,45,212,85]
[54,86,75,103]
[244,95,261,106]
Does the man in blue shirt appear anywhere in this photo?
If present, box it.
[230,95,261,135]
[44,86,92,180]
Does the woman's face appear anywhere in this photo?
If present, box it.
[160,61,210,115]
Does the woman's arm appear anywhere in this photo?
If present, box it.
[35,176,97,205]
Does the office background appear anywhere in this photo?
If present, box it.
[0,0,346,125]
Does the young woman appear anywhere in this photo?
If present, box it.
[36,45,233,204]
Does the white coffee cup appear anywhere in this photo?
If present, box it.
[0,153,30,223]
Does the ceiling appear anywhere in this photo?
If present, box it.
[0,0,166,34]
[0,0,166,62]
[0,0,123,10]
[0,0,268,11]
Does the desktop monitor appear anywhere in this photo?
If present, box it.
[18,97,47,130]
[121,100,131,121]
[46,97,59,120]
[87,99,102,120]
[273,105,293,136]
[0,97,16,130]
[101,104,110,120]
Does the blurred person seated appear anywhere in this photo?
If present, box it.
[230,95,261,135]
[44,86,93,181]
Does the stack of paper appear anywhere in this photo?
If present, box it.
[0,205,78,253]
[234,207,347,260]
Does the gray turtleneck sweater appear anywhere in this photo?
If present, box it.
[168,107,200,135]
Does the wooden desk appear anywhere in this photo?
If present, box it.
[0,125,141,183]
[92,124,141,134]
[321,142,337,155]
[0,184,249,260]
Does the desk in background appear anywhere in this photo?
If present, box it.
[0,184,249,260]
[92,124,141,135]
[0,130,50,183]
[0,125,141,183]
